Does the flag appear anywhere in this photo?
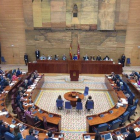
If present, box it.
[70,43,72,59]
[77,43,80,59]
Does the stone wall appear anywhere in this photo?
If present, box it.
[26,30,126,62]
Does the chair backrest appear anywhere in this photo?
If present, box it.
[25,112,35,126]
[110,119,121,130]
[121,111,130,123]
[84,87,89,96]
[4,132,15,140]
[97,123,109,132]
[1,56,6,62]
[87,100,94,110]
[126,58,131,64]
[43,116,48,130]
[129,106,137,117]
[65,101,72,109]
[134,99,139,107]
[56,99,63,108]
[136,138,140,140]
[76,102,83,110]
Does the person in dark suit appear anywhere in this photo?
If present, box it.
[56,95,64,110]
[44,131,54,140]
[77,98,81,102]
[103,55,110,61]
[24,53,28,66]
[85,96,94,111]
[28,78,33,86]
[0,85,3,94]
[95,132,101,140]
[35,49,40,60]
[25,128,38,140]
[0,120,10,140]
[125,127,136,140]
[96,55,102,61]
[83,54,89,61]
[16,68,22,76]
[115,79,120,87]
[121,54,126,67]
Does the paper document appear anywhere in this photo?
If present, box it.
[10,124,16,128]
[117,103,123,107]
[27,89,33,92]
[121,98,128,104]
[117,136,124,140]
[134,127,140,132]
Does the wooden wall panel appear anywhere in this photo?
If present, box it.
[0,0,26,64]
[97,0,116,30]
[23,0,33,28]
[124,0,140,65]
[33,0,42,27]
[41,0,51,27]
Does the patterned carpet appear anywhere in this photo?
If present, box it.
[35,75,114,140]
[42,76,107,90]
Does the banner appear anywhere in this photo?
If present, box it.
[70,43,72,60]
[77,43,80,59]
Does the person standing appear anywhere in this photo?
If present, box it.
[121,54,126,67]
[35,49,40,60]
[24,53,28,66]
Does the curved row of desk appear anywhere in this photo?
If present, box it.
[0,72,64,140]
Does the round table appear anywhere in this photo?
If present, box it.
[64,92,84,107]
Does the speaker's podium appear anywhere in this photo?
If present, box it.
[70,70,79,81]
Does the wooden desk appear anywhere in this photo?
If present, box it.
[127,79,140,93]
[86,77,128,132]
[64,92,84,107]
[83,117,140,140]
[28,60,122,74]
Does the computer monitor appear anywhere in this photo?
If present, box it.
[104,133,113,140]
[120,127,127,133]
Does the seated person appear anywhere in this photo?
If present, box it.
[0,67,4,74]
[25,107,33,115]
[0,75,4,82]
[17,87,25,95]
[112,135,118,140]
[95,132,101,140]
[16,68,22,76]
[137,78,140,85]
[17,99,24,112]
[54,55,59,60]
[28,78,33,86]
[115,79,120,87]
[47,55,52,60]
[56,95,64,110]
[89,56,92,61]
[0,85,3,94]
[129,71,135,77]
[96,55,102,61]
[103,55,110,61]
[44,131,54,140]
[85,96,94,111]
[3,77,9,88]
[12,72,18,81]
[24,79,29,89]
[40,54,46,60]
[62,54,66,60]
[13,125,23,140]
[73,54,78,60]
[120,82,124,90]
[134,73,138,82]
[92,55,95,61]
[0,120,10,140]
[25,107,39,123]
[83,54,89,61]
[25,128,38,140]
[124,127,136,140]
[77,98,81,102]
